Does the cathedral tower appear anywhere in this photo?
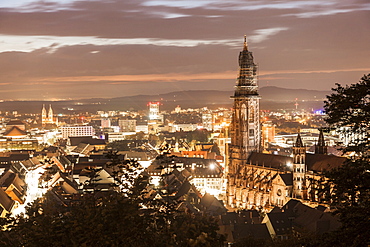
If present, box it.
[48,104,54,123]
[41,104,47,124]
[41,104,56,126]
[227,36,261,208]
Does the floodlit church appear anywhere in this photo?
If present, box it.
[226,37,346,210]
[41,104,58,126]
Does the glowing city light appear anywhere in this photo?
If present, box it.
[12,167,46,216]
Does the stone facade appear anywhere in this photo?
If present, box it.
[227,36,261,208]
[226,38,345,210]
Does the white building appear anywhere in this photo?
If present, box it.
[60,126,95,139]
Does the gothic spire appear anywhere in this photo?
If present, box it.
[295,133,304,147]
[233,36,258,97]
[315,128,327,155]
[317,128,325,146]
[243,35,248,51]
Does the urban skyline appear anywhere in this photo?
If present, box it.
[0,35,367,244]
[0,0,369,100]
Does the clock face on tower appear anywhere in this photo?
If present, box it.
[277,189,282,196]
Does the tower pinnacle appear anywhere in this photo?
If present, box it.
[243,35,248,50]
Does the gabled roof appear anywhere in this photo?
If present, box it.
[6,120,25,127]
[72,143,94,155]
[199,193,226,214]
[3,126,27,137]
[0,187,14,212]
[2,172,25,193]
[175,180,201,199]
[265,211,293,236]
[118,151,151,161]
[267,199,341,235]
[20,157,41,170]
[232,224,271,241]
[279,173,293,186]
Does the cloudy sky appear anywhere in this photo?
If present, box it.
[0,0,369,100]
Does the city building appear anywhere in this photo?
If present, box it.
[148,102,161,121]
[118,119,136,132]
[60,126,95,139]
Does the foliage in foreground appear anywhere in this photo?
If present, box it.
[323,73,370,246]
[0,152,225,247]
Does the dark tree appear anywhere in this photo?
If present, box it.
[322,74,370,246]
[324,73,370,156]
[186,129,210,143]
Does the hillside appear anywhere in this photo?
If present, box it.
[0,87,331,113]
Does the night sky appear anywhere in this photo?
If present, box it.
[0,0,369,100]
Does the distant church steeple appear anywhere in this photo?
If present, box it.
[48,104,53,123]
[42,104,56,126]
[42,104,47,122]
[315,129,327,155]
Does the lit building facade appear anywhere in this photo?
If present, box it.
[60,126,95,139]
[148,102,160,121]
[119,119,136,132]
[41,104,57,126]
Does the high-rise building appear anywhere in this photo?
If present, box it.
[148,102,160,121]
[227,36,261,207]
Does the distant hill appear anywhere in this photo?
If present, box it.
[0,87,331,114]
[260,86,331,102]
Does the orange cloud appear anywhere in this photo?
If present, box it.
[34,71,237,83]
[30,67,370,85]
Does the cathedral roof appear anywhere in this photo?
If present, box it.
[306,153,347,172]
[248,152,346,173]
[248,152,293,170]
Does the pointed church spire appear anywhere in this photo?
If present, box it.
[317,128,325,146]
[48,104,53,122]
[41,104,47,126]
[243,35,248,51]
[295,133,304,147]
[315,128,327,155]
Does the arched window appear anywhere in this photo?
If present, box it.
[241,104,247,121]
[249,104,255,122]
